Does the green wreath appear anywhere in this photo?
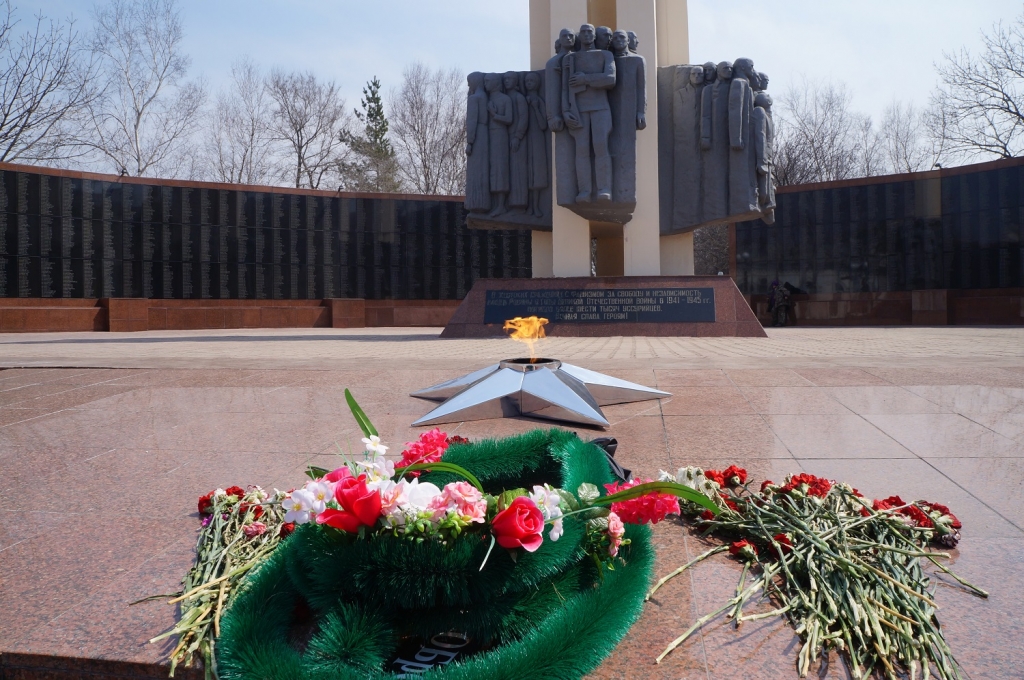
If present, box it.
[215,429,654,680]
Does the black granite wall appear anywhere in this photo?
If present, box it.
[735,162,1024,295]
[0,169,531,299]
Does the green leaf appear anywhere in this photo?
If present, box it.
[577,483,600,505]
[594,481,720,514]
[305,465,329,480]
[395,462,483,492]
[497,488,528,511]
[556,489,581,512]
[344,388,378,438]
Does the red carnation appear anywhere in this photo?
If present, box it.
[780,474,831,498]
[724,499,740,512]
[872,495,905,512]
[704,469,726,486]
[604,480,680,525]
[400,428,450,476]
[729,539,758,561]
[760,480,776,492]
[491,496,544,552]
[239,502,264,520]
[772,532,793,556]
[446,435,470,446]
[198,491,215,515]
[723,466,747,487]
[279,522,296,537]
[224,486,246,500]
[902,505,934,528]
[699,510,715,521]
[919,500,962,529]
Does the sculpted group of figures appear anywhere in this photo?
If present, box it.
[658,58,776,234]
[465,24,648,230]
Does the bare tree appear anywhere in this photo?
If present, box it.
[773,80,884,186]
[82,0,205,176]
[0,0,96,164]
[930,12,1024,160]
[388,62,465,195]
[694,224,729,276]
[880,101,933,173]
[207,57,277,185]
[266,70,351,189]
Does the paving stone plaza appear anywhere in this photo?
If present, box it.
[1,326,1022,678]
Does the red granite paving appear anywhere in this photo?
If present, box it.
[0,352,1022,678]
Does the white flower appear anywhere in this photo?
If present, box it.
[403,479,443,510]
[282,488,319,524]
[214,487,226,497]
[658,470,676,483]
[361,435,388,455]
[356,455,395,485]
[530,484,563,520]
[549,517,564,541]
[302,481,333,512]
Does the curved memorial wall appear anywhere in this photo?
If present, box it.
[0,163,530,301]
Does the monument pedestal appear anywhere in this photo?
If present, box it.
[440,276,766,338]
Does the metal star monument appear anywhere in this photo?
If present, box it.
[410,359,670,428]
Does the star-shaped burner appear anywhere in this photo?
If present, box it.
[410,358,671,428]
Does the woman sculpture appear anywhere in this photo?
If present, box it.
[524,71,549,218]
[504,72,529,214]
[485,73,512,217]
[464,72,490,213]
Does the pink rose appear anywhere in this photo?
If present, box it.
[317,475,382,533]
[430,481,487,523]
[607,511,625,557]
[324,466,353,483]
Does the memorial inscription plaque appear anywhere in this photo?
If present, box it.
[483,287,715,324]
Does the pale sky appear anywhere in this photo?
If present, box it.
[19,1,1024,125]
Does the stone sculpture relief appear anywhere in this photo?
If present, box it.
[464,67,552,231]
[554,23,647,224]
[658,58,776,235]
[465,25,647,230]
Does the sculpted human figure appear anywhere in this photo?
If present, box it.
[702,62,718,85]
[504,71,529,213]
[608,29,646,204]
[464,72,490,213]
[627,31,639,53]
[700,60,732,222]
[562,23,616,202]
[524,71,549,218]
[595,26,613,51]
[728,58,758,215]
[545,29,575,133]
[753,91,776,223]
[485,73,513,217]
[752,70,769,92]
[672,65,706,229]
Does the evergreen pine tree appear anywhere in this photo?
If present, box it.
[342,77,402,192]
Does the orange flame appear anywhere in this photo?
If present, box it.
[503,316,549,361]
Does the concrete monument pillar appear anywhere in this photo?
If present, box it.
[528,0,693,277]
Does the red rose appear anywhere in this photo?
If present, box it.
[279,522,296,537]
[490,496,544,552]
[198,491,215,515]
[317,475,382,533]
[224,486,246,500]
[723,465,747,487]
[324,467,352,483]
